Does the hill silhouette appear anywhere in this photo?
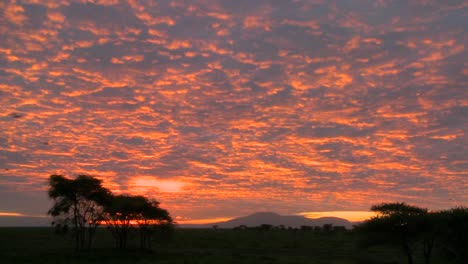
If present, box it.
[181,212,354,229]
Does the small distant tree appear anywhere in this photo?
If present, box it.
[322,223,333,232]
[333,226,346,232]
[257,224,273,231]
[234,225,248,230]
[313,226,322,233]
[47,174,111,251]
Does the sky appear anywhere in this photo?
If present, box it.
[0,0,467,224]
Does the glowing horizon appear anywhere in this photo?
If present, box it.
[0,212,24,217]
[176,217,234,225]
[0,0,466,222]
[298,211,377,222]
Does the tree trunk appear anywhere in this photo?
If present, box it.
[79,222,85,250]
[121,227,128,249]
[140,226,150,250]
[147,233,152,250]
[140,229,145,250]
[403,241,413,264]
[423,236,435,264]
[73,200,80,251]
[87,226,96,249]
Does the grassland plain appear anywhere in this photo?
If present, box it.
[0,227,447,264]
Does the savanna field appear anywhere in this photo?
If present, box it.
[0,227,455,264]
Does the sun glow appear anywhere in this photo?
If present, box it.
[129,176,186,193]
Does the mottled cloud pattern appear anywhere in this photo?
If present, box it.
[0,0,466,220]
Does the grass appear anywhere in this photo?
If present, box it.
[0,227,442,264]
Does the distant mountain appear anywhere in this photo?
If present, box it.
[180,212,354,229]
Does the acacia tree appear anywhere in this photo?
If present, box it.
[105,195,143,249]
[358,202,428,264]
[137,199,172,250]
[436,207,468,263]
[104,194,172,250]
[47,174,111,251]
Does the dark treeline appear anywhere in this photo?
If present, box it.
[230,223,346,233]
[357,202,468,264]
[47,174,173,252]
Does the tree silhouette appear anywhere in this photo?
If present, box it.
[47,174,111,251]
[370,202,427,216]
[137,198,172,250]
[104,194,172,250]
[322,223,333,232]
[359,202,428,264]
[436,207,468,263]
[358,204,468,264]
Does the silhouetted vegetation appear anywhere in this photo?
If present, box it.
[357,202,468,264]
[48,174,112,251]
[104,194,172,250]
[47,174,173,252]
[436,207,468,263]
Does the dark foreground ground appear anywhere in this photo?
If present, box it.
[0,227,449,264]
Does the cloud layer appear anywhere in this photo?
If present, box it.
[0,0,467,220]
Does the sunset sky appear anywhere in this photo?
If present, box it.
[0,0,467,224]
